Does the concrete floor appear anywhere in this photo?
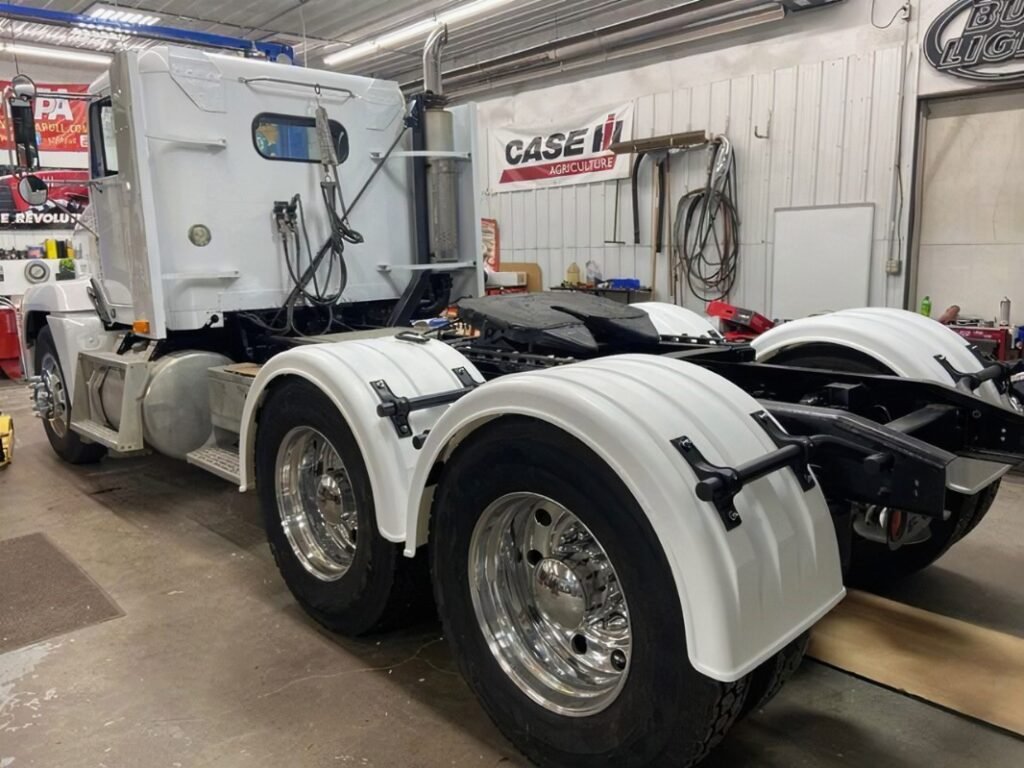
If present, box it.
[1,378,1022,768]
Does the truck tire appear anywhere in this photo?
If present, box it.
[34,325,107,465]
[769,345,1000,589]
[738,632,809,718]
[255,379,430,635]
[430,417,749,768]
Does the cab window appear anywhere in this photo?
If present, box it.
[252,113,348,164]
[88,98,119,177]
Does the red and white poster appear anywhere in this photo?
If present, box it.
[491,102,635,190]
[0,82,91,154]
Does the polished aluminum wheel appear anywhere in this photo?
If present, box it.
[469,493,632,717]
[275,426,359,582]
[37,352,68,437]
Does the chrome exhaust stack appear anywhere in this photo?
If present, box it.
[423,25,447,97]
[421,25,459,263]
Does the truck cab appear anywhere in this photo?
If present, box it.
[20,43,481,465]
[80,47,479,338]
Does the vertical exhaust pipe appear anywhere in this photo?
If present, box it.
[422,25,459,263]
[423,25,447,96]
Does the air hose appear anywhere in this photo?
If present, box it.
[672,137,740,303]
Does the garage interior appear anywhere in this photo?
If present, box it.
[1,1,1023,767]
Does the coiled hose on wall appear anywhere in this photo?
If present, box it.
[671,137,740,303]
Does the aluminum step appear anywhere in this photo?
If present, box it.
[186,444,240,485]
[72,350,151,453]
[71,417,145,453]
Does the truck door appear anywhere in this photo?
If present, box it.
[88,51,166,338]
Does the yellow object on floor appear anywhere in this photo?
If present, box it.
[809,589,1024,737]
[0,413,12,468]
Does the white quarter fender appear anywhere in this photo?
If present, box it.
[753,307,1005,407]
[238,335,483,542]
[22,278,94,315]
[405,354,845,683]
[633,301,722,339]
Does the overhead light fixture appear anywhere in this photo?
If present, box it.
[323,0,516,67]
[85,3,161,27]
[0,41,112,66]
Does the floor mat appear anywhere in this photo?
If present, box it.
[0,532,123,653]
[809,590,1024,736]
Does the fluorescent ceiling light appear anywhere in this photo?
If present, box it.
[324,0,516,67]
[0,41,112,66]
[86,3,161,26]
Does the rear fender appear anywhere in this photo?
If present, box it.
[633,301,722,339]
[405,354,845,683]
[753,307,1004,406]
[237,335,483,543]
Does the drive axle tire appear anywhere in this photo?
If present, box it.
[769,345,1001,589]
[34,325,107,465]
[430,417,748,768]
[255,378,430,635]
[846,481,1000,590]
[738,632,809,718]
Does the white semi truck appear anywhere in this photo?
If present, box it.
[12,36,1024,768]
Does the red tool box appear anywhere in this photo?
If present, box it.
[0,306,23,380]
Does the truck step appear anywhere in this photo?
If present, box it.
[72,350,151,453]
[207,364,259,436]
[186,444,240,485]
[71,418,145,453]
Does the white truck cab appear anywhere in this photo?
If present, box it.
[21,42,481,464]
[82,47,480,337]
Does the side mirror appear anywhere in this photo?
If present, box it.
[7,74,39,171]
[17,174,48,207]
[10,74,37,101]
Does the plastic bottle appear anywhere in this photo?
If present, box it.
[920,296,932,318]
[1000,297,1011,327]
[566,262,580,286]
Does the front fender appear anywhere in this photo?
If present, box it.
[753,307,1004,406]
[22,279,93,315]
[237,335,482,542]
[406,354,845,683]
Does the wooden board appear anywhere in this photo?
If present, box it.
[500,262,543,293]
[809,590,1024,736]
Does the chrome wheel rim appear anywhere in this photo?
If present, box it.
[40,353,68,437]
[469,493,632,717]
[275,426,359,582]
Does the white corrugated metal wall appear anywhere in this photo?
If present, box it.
[476,18,908,314]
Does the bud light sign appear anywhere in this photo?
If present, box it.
[925,0,1024,83]
[491,102,634,190]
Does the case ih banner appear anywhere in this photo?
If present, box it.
[0,82,91,153]
[492,102,634,190]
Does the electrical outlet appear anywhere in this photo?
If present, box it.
[885,259,903,275]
